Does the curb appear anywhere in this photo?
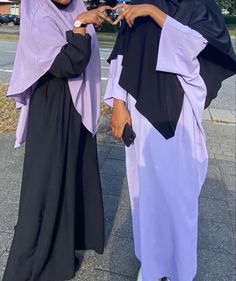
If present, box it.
[204,108,236,124]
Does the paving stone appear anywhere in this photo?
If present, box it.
[108,146,126,161]
[195,249,236,281]
[0,202,18,233]
[200,177,225,200]
[229,212,236,233]
[0,133,22,158]
[0,232,13,256]
[203,109,212,121]
[111,208,133,240]
[104,218,113,242]
[198,219,235,255]
[219,160,236,176]
[0,117,236,281]
[73,253,97,281]
[225,189,236,213]
[0,251,8,276]
[214,154,236,162]
[97,144,112,167]
[118,187,131,210]
[199,197,231,225]
[209,108,235,123]
[100,158,126,177]
[94,235,139,278]
[103,195,120,221]
[222,174,236,192]
[206,159,221,179]
[0,172,21,204]
[92,269,136,281]
[100,174,125,197]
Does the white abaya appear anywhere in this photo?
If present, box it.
[104,16,208,281]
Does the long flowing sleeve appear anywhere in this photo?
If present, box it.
[156,16,208,127]
[48,31,91,78]
[104,55,127,107]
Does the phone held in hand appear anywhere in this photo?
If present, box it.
[122,123,136,147]
[107,8,125,22]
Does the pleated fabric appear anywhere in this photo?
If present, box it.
[3,74,104,281]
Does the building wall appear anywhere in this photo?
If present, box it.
[10,3,20,15]
[0,4,10,15]
[0,3,21,16]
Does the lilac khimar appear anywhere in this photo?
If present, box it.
[7,0,101,147]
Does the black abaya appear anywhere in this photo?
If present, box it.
[3,32,104,281]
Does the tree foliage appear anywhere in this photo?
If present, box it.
[215,0,236,15]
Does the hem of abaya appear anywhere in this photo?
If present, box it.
[76,247,104,255]
[135,254,197,281]
[28,249,104,281]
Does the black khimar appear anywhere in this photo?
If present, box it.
[108,0,236,139]
[52,0,72,9]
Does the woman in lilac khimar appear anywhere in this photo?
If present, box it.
[3,0,112,280]
[105,0,236,281]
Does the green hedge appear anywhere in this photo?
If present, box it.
[100,22,118,33]
[224,15,236,25]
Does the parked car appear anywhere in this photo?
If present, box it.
[13,16,20,25]
[0,14,20,25]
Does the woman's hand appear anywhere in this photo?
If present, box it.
[111,99,132,139]
[113,3,167,28]
[76,6,114,27]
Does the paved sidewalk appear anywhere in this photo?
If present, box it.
[0,112,235,281]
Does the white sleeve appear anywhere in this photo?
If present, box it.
[104,55,127,107]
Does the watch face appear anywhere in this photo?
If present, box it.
[74,20,81,28]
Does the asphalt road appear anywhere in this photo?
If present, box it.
[0,38,235,112]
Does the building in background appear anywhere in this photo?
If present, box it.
[0,0,20,16]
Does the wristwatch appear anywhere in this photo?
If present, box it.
[74,20,87,28]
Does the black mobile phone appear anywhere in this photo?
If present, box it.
[107,8,124,22]
[122,123,136,147]
[106,10,118,22]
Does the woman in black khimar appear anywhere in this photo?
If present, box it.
[105,0,236,280]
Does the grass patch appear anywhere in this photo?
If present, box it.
[0,34,19,40]
[97,32,117,42]
[101,101,112,116]
[0,83,110,134]
[0,84,18,133]
[227,24,236,37]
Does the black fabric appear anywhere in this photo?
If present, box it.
[50,31,91,78]
[52,0,73,10]
[3,29,104,281]
[108,0,236,139]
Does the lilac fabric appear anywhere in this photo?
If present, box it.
[105,16,208,281]
[105,55,127,106]
[8,0,101,147]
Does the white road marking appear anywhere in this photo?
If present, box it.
[100,48,111,50]
[0,50,16,53]
[102,77,108,81]
[0,69,12,73]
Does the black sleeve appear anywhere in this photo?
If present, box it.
[48,31,92,79]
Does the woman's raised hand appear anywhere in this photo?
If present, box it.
[112,3,167,28]
[76,6,114,28]
[112,4,152,27]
